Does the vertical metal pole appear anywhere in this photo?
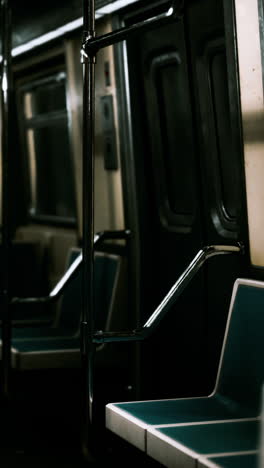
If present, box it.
[81,0,96,454]
[0,0,12,399]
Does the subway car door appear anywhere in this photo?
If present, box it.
[123,0,247,397]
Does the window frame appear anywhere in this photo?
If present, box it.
[16,60,77,227]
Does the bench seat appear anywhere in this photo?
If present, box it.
[106,278,264,467]
[11,336,80,370]
[147,419,259,467]
[106,396,256,451]
[12,327,73,339]
[2,250,122,370]
[198,452,258,468]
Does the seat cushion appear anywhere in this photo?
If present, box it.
[147,419,259,468]
[198,452,258,468]
[11,336,80,370]
[106,395,256,451]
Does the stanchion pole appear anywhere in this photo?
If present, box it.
[80,0,96,456]
[0,0,12,400]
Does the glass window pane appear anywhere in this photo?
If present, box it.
[29,121,76,219]
[24,74,67,118]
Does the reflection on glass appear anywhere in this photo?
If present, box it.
[24,73,66,118]
[22,71,76,221]
[31,122,75,218]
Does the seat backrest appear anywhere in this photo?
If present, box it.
[216,278,264,413]
[57,248,82,333]
[93,252,121,331]
[58,249,121,335]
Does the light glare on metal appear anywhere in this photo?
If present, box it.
[2,73,8,93]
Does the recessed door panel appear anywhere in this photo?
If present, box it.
[124,0,247,397]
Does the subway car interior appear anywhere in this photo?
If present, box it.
[0,0,264,466]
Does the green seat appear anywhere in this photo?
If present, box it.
[106,278,264,464]
[198,452,258,468]
[147,419,259,467]
[11,336,81,370]
[3,250,122,369]
[11,248,82,340]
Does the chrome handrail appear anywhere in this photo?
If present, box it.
[82,0,184,55]
[93,243,244,343]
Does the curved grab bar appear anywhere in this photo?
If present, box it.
[93,243,244,343]
[82,0,184,57]
[11,229,131,306]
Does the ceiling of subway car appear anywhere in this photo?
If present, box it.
[8,0,140,49]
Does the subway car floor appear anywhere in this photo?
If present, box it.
[0,368,162,467]
[0,368,87,466]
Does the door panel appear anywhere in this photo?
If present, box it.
[124,0,247,398]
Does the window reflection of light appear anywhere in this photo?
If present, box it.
[8,0,141,58]
[2,72,8,93]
